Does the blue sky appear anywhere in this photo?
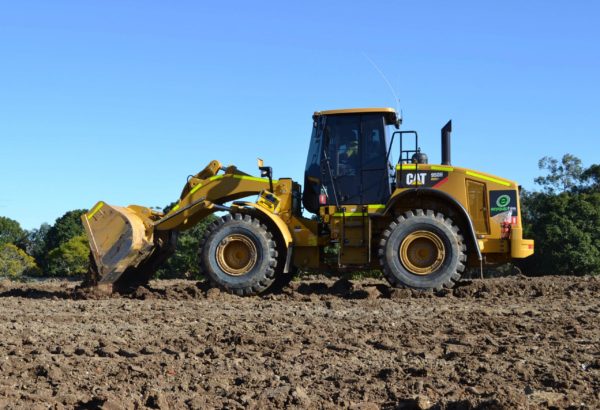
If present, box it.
[1,1,599,230]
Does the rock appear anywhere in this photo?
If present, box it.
[206,288,221,299]
[292,386,311,405]
[129,364,146,374]
[466,386,482,395]
[140,345,160,355]
[415,395,432,409]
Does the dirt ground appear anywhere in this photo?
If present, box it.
[0,275,597,409]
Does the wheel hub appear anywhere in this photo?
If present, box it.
[399,230,445,275]
[216,234,257,276]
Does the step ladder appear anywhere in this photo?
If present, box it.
[338,206,372,266]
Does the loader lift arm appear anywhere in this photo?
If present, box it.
[155,160,277,231]
[82,160,277,290]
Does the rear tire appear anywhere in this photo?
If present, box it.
[199,213,278,296]
[379,209,466,290]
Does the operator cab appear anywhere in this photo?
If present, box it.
[303,108,400,213]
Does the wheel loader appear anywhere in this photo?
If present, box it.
[82,108,534,294]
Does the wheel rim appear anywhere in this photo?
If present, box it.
[216,234,258,276]
[399,230,446,275]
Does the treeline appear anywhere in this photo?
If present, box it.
[0,154,599,279]
[521,154,600,276]
[0,210,89,278]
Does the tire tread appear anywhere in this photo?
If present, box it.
[379,209,467,290]
[198,213,278,296]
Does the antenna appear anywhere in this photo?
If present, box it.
[362,52,400,114]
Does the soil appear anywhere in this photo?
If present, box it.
[0,275,598,409]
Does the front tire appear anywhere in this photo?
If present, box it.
[199,213,278,295]
[379,209,466,290]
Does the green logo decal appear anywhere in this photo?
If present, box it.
[496,194,511,207]
[490,190,518,217]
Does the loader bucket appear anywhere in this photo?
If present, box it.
[82,202,156,284]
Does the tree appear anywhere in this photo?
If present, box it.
[155,216,217,279]
[0,216,26,248]
[522,155,600,276]
[534,154,584,194]
[25,223,51,268]
[581,164,600,193]
[0,243,40,278]
[155,202,216,279]
[45,209,87,252]
[522,191,600,275]
[46,234,90,277]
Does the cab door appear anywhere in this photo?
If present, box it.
[323,115,362,204]
[321,114,390,206]
[360,114,389,205]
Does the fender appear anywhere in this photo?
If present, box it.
[384,188,482,261]
[231,201,294,273]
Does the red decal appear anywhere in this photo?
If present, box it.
[432,177,449,188]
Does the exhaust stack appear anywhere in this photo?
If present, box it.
[441,120,452,166]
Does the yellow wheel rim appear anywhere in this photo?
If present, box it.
[399,230,445,275]
[216,234,257,276]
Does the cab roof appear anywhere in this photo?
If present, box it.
[313,107,399,126]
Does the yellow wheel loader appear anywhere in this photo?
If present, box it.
[82,108,534,294]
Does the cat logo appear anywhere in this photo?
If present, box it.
[406,172,427,186]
